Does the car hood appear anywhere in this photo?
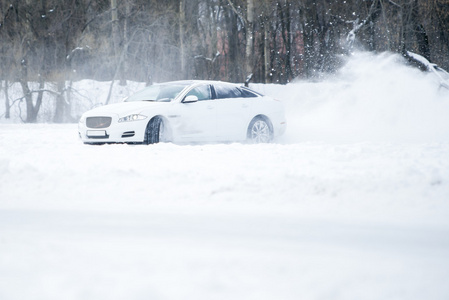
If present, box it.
[83,101,169,117]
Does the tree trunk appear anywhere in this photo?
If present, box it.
[111,0,126,86]
[179,0,186,78]
[20,80,36,123]
[224,5,240,82]
[35,77,44,121]
[19,60,37,123]
[3,80,10,119]
[263,24,270,84]
[278,0,293,83]
[123,0,131,82]
[53,81,66,123]
[411,0,430,60]
[245,0,254,77]
[301,2,316,78]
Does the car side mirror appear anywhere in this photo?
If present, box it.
[183,95,198,103]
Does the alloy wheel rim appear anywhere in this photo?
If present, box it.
[251,120,270,143]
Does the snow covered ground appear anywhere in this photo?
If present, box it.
[1,52,449,300]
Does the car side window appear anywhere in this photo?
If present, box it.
[214,85,243,99]
[240,88,259,98]
[185,85,212,101]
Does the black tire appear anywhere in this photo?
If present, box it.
[145,117,163,144]
[247,116,273,143]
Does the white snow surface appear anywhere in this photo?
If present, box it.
[1,52,449,299]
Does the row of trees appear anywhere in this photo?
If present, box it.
[1,0,448,122]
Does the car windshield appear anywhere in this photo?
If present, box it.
[125,84,189,102]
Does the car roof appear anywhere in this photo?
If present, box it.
[152,80,263,96]
[156,80,240,87]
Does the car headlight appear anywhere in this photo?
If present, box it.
[118,114,147,123]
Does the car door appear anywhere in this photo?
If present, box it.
[174,84,217,142]
[213,84,255,141]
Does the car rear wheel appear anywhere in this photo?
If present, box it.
[247,116,272,143]
[145,117,163,144]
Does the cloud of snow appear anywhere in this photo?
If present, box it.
[254,52,449,143]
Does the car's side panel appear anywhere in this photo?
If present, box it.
[214,97,256,141]
[169,101,217,142]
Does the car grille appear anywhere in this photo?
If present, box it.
[86,117,112,128]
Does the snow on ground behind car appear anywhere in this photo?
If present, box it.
[1,52,449,300]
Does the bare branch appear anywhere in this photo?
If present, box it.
[225,0,247,25]
[347,0,382,46]
[388,0,401,8]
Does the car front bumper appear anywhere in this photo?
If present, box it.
[78,115,147,144]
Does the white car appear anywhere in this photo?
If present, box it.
[78,80,286,144]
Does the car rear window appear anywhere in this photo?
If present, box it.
[214,85,244,99]
[240,88,260,98]
[213,84,261,99]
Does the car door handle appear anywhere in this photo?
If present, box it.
[207,105,214,109]
[241,104,249,108]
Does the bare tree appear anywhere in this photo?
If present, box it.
[2,0,449,122]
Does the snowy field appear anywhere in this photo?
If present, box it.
[1,52,449,300]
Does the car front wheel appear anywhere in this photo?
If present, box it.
[145,117,163,144]
[247,116,272,143]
